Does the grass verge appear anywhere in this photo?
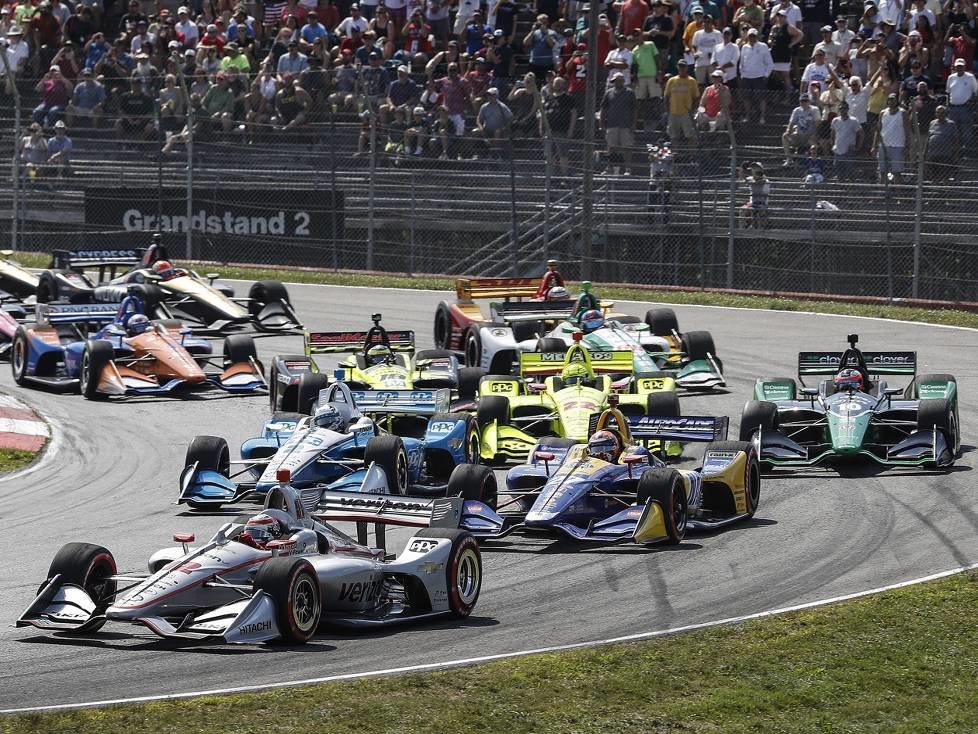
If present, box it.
[5,570,978,734]
[13,252,978,330]
[0,449,37,473]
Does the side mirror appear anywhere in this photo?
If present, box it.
[534,450,555,472]
[800,387,818,396]
[206,272,220,284]
[884,387,903,396]
[173,532,194,553]
[623,453,644,477]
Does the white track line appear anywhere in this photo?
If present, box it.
[0,399,63,485]
[5,561,976,715]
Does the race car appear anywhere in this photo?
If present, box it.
[34,240,301,334]
[269,313,483,414]
[17,471,482,643]
[739,334,959,470]
[11,295,266,399]
[454,402,760,545]
[179,381,491,510]
[0,250,40,300]
[476,334,681,463]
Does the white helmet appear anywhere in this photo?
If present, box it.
[547,286,569,301]
[315,404,346,431]
[243,512,287,547]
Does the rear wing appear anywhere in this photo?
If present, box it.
[342,388,451,416]
[493,299,577,323]
[456,277,538,301]
[520,350,633,377]
[798,351,917,377]
[314,491,463,529]
[586,414,729,443]
[305,330,415,355]
[36,302,122,325]
[51,248,143,272]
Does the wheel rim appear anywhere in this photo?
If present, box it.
[395,450,408,492]
[12,338,25,378]
[291,575,319,634]
[80,351,91,392]
[467,428,480,464]
[455,548,480,606]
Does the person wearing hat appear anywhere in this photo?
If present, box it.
[946,56,976,154]
[691,14,722,85]
[174,6,199,47]
[767,0,801,29]
[800,46,831,99]
[465,56,493,114]
[643,0,676,72]
[523,14,558,81]
[813,24,841,65]
[870,93,909,181]
[739,160,770,229]
[682,6,705,60]
[829,100,862,179]
[695,68,731,131]
[299,11,328,51]
[782,92,818,165]
[220,41,252,73]
[665,58,699,147]
[738,26,772,124]
[900,58,930,103]
[118,0,147,33]
[486,28,515,99]
[2,25,29,95]
[277,39,309,75]
[832,15,854,48]
[604,32,634,87]
[360,49,390,111]
[45,119,73,178]
[618,0,650,37]
[768,8,802,98]
[907,0,936,37]
[64,67,105,127]
[32,64,72,128]
[475,85,513,159]
[713,25,739,85]
[403,105,430,156]
[600,70,636,173]
[463,9,490,56]
[900,30,930,78]
[198,23,226,56]
[562,41,588,112]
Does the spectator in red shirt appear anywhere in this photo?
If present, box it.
[425,53,470,134]
[565,43,588,110]
[465,56,491,112]
[618,0,651,36]
[32,65,72,127]
[30,1,62,75]
[400,10,433,63]
[198,24,226,54]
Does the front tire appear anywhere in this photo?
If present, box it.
[296,372,330,415]
[414,528,482,617]
[705,440,760,518]
[364,435,410,494]
[918,398,958,465]
[645,391,681,417]
[464,328,482,368]
[447,463,498,509]
[223,334,259,367]
[636,469,688,544]
[645,308,679,336]
[46,542,117,627]
[476,395,510,428]
[11,327,29,385]
[248,280,291,321]
[682,330,717,362]
[535,337,567,353]
[80,339,114,399]
[433,303,452,349]
[253,557,321,644]
[456,366,483,401]
[739,400,778,441]
[186,435,230,476]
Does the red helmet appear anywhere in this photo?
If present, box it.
[587,429,621,463]
[834,368,863,392]
[152,260,172,273]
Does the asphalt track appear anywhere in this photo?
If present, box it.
[1,282,976,711]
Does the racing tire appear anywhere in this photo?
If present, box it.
[636,469,687,545]
[253,557,320,644]
[477,395,510,427]
[739,400,778,441]
[364,435,410,494]
[645,308,679,336]
[11,327,29,386]
[271,411,307,424]
[646,392,681,417]
[46,542,118,624]
[248,280,291,321]
[614,315,642,325]
[223,334,259,368]
[128,283,165,308]
[447,463,498,510]
[512,321,542,342]
[704,440,761,518]
[535,337,567,354]
[268,354,308,412]
[415,348,455,362]
[414,528,482,617]
[682,330,717,362]
[186,435,231,476]
[456,366,483,401]
[296,372,330,415]
[433,303,452,350]
[80,339,114,400]
[427,412,480,478]
[908,373,957,399]
[35,272,59,303]
[917,398,959,464]
[463,328,481,368]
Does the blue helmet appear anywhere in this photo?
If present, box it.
[127,314,151,335]
[580,309,604,334]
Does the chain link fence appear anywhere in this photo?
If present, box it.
[2,79,977,302]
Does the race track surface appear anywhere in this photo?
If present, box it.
[1,283,976,709]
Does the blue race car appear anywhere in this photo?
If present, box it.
[456,402,760,545]
[11,295,266,399]
[179,382,489,510]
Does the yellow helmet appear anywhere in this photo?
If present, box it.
[561,361,590,382]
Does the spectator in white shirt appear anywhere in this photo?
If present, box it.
[713,26,740,83]
[801,47,832,97]
[814,25,841,65]
[174,6,199,47]
[692,15,723,84]
[605,33,634,86]
[946,57,977,154]
[738,26,773,123]
[769,0,802,28]
[833,16,855,47]
[876,0,902,28]
[906,0,935,33]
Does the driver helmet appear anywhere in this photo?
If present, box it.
[151,259,177,280]
[834,368,863,392]
[126,313,151,335]
[547,285,569,301]
[587,429,622,463]
[243,512,287,547]
[561,361,590,385]
[366,344,393,366]
[314,404,346,432]
[580,308,605,334]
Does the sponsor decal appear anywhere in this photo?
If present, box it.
[239,620,273,636]
[489,382,515,393]
[338,579,382,603]
[335,496,430,512]
[71,249,139,260]
[277,372,294,385]
[428,421,456,434]
[408,539,439,553]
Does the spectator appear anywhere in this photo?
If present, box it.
[691,14,722,85]
[830,100,863,178]
[65,67,105,126]
[277,39,308,75]
[944,22,975,74]
[20,123,48,181]
[600,70,636,173]
[619,0,650,36]
[906,0,935,34]
[424,0,451,44]
[814,24,841,65]
[45,119,72,177]
[246,70,277,133]
[453,0,480,37]
[461,9,488,55]
[524,14,557,79]
[644,0,676,71]
[926,105,958,181]
[542,75,575,175]
[384,63,418,117]
[492,0,518,41]
[228,7,255,42]
[430,104,456,158]
[367,7,395,58]
[899,30,930,76]
[508,71,541,135]
[800,48,831,97]
[682,6,705,64]
[633,32,661,129]
[664,58,699,147]
[403,105,430,155]
[158,72,185,133]
[800,0,833,46]
[115,76,154,141]
[221,42,252,73]
[695,68,731,130]
[732,0,764,33]
[30,2,63,76]
[272,73,311,129]
[384,104,409,154]
[842,75,870,148]
[300,11,329,51]
[563,42,587,111]
[337,5,368,37]
[739,161,770,228]
[33,65,73,127]
[465,56,492,112]
[63,7,96,47]
[769,9,802,97]
[802,144,826,182]
[833,15,855,48]
[604,32,633,87]
[872,93,909,181]
[360,50,391,109]
[476,86,512,157]
[738,27,772,124]
[119,0,146,34]
[299,54,330,117]
[426,54,470,135]
[900,59,930,104]
[174,6,199,47]
[82,31,109,69]
[713,26,739,87]
[782,92,819,165]
[946,57,976,155]
[198,24,226,54]
[400,10,434,65]
[131,52,159,95]
[487,29,515,98]
[329,50,358,110]
[769,0,803,30]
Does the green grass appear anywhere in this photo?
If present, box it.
[6,570,978,734]
[13,252,978,330]
[0,448,37,473]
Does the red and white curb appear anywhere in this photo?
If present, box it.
[0,393,49,453]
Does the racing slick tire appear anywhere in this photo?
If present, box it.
[223,334,260,368]
[248,280,292,321]
[364,435,410,494]
[414,528,482,617]
[186,435,231,477]
[254,557,321,644]
[36,271,62,303]
[447,463,498,510]
[80,339,114,400]
[268,353,308,411]
[463,328,482,368]
[128,283,165,308]
[476,395,510,428]
[456,366,483,401]
[703,440,761,518]
[645,308,679,336]
[682,330,717,362]
[433,303,452,349]
[614,315,642,325]
[46,542,118,626]
[917,398,959,466]
[535,337,567,354]
[636,469,688,545]
[415,349,455,362]
[296,372,330,415]
[739,400,778,441]
[427,412,480,478]
[512,321,542,342]
[646,392,681,417]
[11,327,29,386]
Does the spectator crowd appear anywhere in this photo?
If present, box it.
[1,0,976,179]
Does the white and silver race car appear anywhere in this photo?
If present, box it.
[17,475,482,644]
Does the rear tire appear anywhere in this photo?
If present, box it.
[248,280,291,321]
[433,304,452,349]
[636,469,687,544]
[414,528,482,617]
[456,366,483,400]
[415,348,454,361]
[47,542,117,623]
[296,372,330,415]
[80,339,114,400]
[364,435,409,494]
[645,392,681,417]
[447,464,498,509]
[739,400,778,441]
[186,435,230,476]
[253,557,320,644]
[268,354,307,412]
[223,334,259,367]
[11,327,29,386]
[476,395,510,427]
[645,308,679,336]
[535,337,567,353]
[682,330,717,362]
[36,272,59,303]
[464,328,482,368]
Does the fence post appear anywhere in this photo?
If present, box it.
[884,174,893,299]
[366,111,376,271]
[2,51,20,251]
[156,98,164,232]
[911,135,925,299]
[579,0,600,281]
[726,126,736,288]
[409,170,416,275]
[184,101,194,260]
[543,129,552,261]
[509,128,519,271]
[330,111,339,271]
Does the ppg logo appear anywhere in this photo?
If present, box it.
[490,383,514,393]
